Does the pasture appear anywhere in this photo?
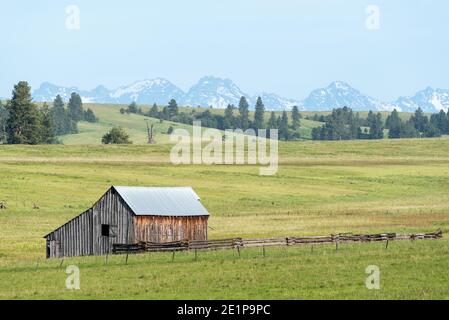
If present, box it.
[1,136,449,299]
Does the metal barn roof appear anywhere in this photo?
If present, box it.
[113,186,210,217]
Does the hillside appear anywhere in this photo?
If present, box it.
[58,103,325,144]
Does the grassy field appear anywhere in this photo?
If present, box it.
[1,136,449,299]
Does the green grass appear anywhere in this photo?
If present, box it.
[58,103,324,144]
[1,137,449,299]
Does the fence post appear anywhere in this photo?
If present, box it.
[385,240,389,249]
[172,251,175,262]
[125,253,129,264]
[263,246,266,258]
[237,246,241,258]
[195,249,197,261]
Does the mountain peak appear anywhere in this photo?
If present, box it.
[328,81,352,90]
[31,77,449,112]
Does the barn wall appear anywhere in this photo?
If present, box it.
[46,209,93,259]
[134,216,208,243]
[46,188,135,259]
[92,188,135,256]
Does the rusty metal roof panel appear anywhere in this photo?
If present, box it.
[113,186,210,217]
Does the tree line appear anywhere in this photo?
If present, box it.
[311,106,448,141]
[122,97,303,141]
[0,81,98,145]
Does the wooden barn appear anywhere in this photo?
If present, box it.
[44,186,210,259]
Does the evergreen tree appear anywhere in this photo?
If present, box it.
[101,127,132,144]
[67,92,84,122]
[279,111,290,140]
[253,97,265,130]
[430,110,448,134]
[291,106,301,130]
[400,120,419,138]
[268,111,277,129]
[127,102,138,114]
[51,95,77,135]
[423,123,441,138]
[223,104,235,129]
[39,103,56,144]
[409,107,428,134]
[6,81,42,144]
[83,108,98,123]
[167,99,179,119]
[386,109,402,139]
[161,106,170,120]
[149,103,159,118]
[238,96,250,130]
[350,112,360,139]
[0,100,8,144]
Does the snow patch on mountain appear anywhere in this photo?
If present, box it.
[303,81,393,112]
[183,76,250,108]
[395,87,449,113]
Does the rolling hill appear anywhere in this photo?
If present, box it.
[58,104,325,144]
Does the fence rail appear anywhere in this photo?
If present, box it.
[112,230,443,255]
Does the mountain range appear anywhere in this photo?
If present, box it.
[31,76,449,113]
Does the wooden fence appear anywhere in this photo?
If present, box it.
[112,230,443,255]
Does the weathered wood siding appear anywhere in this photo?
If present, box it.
[46,188,134,259]
[134,216,208,243]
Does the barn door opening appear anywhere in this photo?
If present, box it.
[46,240,57,259]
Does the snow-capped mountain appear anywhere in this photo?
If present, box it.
[110,78,185,104]
[254,92,302,111]
[183,76,250,109]
[34,82,85,102]
[31,78,449,113]
[395,87,449,113]
[303,81,396,112]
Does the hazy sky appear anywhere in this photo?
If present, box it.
[1,0,448,101]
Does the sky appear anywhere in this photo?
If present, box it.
[0,0,448,101]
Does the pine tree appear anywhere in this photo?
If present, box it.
[400,120,419,138]
[367,111,384,139]
[127,102,138,114]
[51,95,77,135]
[386,109,402,139]
[291,106,301,130]
[167,99,179,119]
[410,107,428,134]
[149,103,159,118]
[223,104,235,129]
[6,81,42,144]
[83,108,98,123]
[0,100,8,144]
[268,111,277,129]
[238,96,250,130]
[423,123,441,138]
[430,110,448,134]
[279,111,290,140]
[253,97,265,130]
[39,103,56,144]
[67,92,84,122]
